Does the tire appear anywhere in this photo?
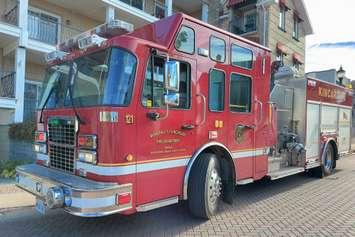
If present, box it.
[322,145,335,175]
[312,145,335,178]
[188,153,222,219]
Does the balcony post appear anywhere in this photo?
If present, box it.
[14,47,26,123]
[165,0,173,17]
[14,0,28,123]
[18,0,29,47]
[105,5,115,22]
[202,2,209,23]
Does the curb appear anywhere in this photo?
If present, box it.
[0,181,35,210]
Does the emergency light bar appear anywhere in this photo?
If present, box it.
[57,19,134,53]
[45,50,68,63]
[78,34,106,50]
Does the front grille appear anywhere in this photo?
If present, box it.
[49,145,75,173]
[48,117,76,173]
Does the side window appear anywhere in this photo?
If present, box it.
[210,36,226,62]
[209,69,225,112]
[142,56,191,109]
[231,44,253,69]
[175,26,195,54]
[279,6,286,31]
[230,74,252,113]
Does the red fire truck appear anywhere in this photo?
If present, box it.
[16,13,352,219]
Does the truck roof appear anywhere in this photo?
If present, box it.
[128,13,271,52]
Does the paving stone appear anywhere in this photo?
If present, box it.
[0,156,355,236]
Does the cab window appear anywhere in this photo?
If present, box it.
[175,26,195,54]
[230,73,252,113]
[231,44,253,69]
[142,56,191,109]
[210,36,226,62]
[209,69,225,111]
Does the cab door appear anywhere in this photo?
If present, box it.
[227,44,256,181]
[136,54,196,205]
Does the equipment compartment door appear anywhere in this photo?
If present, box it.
[338,108,351,153]
[306,103,320,159]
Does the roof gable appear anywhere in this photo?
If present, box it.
[290,0,313,35]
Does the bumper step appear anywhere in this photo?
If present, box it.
[16,164,132,217]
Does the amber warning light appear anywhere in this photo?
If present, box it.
[35,131,47,143]
[78,135,97,150]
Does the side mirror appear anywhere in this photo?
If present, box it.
[164,93,180,107]
[164,61,180,92]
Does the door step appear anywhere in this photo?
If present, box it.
[236,178,254,185]
[136,196,178,212]
[268,167,304,180]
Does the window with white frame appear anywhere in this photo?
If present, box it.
[155,2,166,19]
[278,6,286,31]
[24,80,42,120]
[293,61,300,71]
[121,0,144,10]
[28,8,60,45]
[244,10,257,33]
[293,16,300,40]
[276,51,284,65]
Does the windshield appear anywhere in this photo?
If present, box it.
[38,63,70,109]
[38,47,137,109]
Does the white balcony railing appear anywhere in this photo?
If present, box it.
[0,71,15,99]
[2,5,82,45]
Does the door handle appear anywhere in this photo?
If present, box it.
[237,124,255,130]
[196,93,207,127]
[181,124,195,130]
[255,99,263,124]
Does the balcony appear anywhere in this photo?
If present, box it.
[2,4,82,46]
[231,11,258,36]
[28,12,82,45]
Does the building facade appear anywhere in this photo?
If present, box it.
[0,0,311,124]
[227,0,313,75]
[0,0,229,124]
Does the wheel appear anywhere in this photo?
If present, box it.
[188,153,222,219]
[323,145,335,175]
[311,145,335,178]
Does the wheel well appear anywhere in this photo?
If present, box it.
[328,140,338,159]
[201,146,236,190]
[183,143,236,200]
[328,140,338,168]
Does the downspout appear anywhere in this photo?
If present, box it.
[261,4,267,46]
[256,0,273,46]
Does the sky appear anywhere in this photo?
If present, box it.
[304,0,355,80]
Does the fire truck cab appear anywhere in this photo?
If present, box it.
[15,13,352,219]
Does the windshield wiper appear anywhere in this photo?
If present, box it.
[68,62,85,124]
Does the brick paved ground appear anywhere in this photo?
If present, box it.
[0,156,355,237]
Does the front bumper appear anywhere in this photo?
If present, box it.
[16,164,132,217]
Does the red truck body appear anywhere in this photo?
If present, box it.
[16,13,352,218]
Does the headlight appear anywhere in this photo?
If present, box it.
[34,143,47,153]
[78,150,97,164]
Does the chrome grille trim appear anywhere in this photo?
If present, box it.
[47,117,77,173]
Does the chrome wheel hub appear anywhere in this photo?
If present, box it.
[208,168,222,205]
